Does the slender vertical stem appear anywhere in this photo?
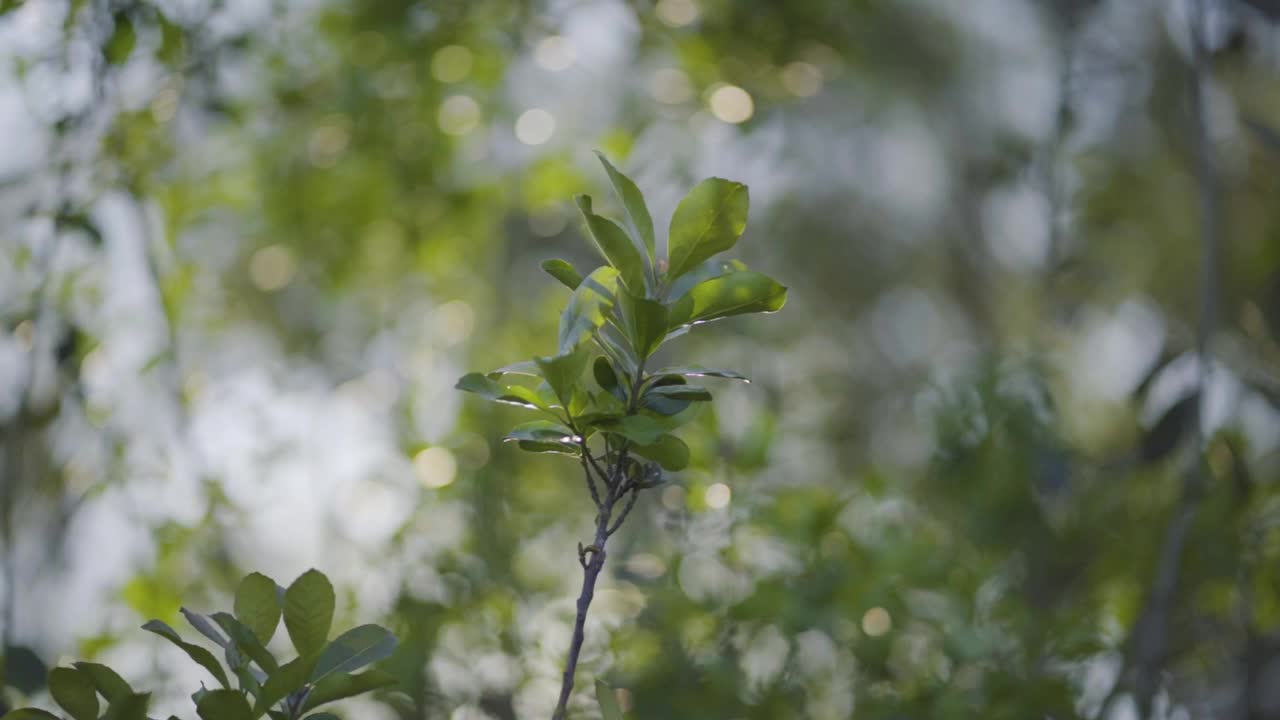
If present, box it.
[552,502,612,720]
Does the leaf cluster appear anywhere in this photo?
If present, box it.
[1,571,397,720]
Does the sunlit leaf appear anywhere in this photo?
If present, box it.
[665,258,747,302]
[455,373,555,412]
[234,572,281,645]
[48,667,97,720]
[666,178,749,281]
[505,421,578,445]
[619,291,668,360]
[577,196,647,295]
[541,258,583,290]
[596,152,655,263]
[141,620,231,689]
[558,266,620,354]
[668,271,786,328]
[535,347,589,408]
[283,570,334,659]
[649,365,750,382]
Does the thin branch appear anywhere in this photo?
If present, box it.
[575,438,603,509]
[607,485,640,537]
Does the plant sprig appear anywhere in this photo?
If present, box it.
[456,153,786,718]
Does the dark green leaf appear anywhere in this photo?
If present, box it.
[104,11,135,65]
[195,689,253,720]
[253,656,314,717]
[596,680,625,720]
[211,612,279,674]
[576,195,647,294]
[593,356,625,401]
[455,373,556,412]
[302,714,341,720]
[181,608,229,648]
[0,710,62,719]
[48,667,97,720]
[666,178,749,280]
[142,620,231,689]
[516,440,582,455]
[668,271,787,328]
[630,434,690,471]
[645,385,711,402]
[283,570,334,659]
[484,360,540,378]
[541,259,583,290]
[72,662,133,704]
[311,624,397,683]
[505,421,578,445]
[598,415,667,445]
[648,365,750,382]
[234,572,282,645]
[99,692,149,720]
[4,645,48,694]
[558,266,620,354]
[619,292,668,360]
[300,669,397,714]
[534,347,589,408]
[595,152,655,262]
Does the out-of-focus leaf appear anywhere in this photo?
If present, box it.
[1140,392,1199,464]
[283,570,334,659]
[541,259,583,290]
[558,266,620,354]
[72,662,132,704]
[596,680,624,720]
[99,692,149,720]
[595,152,655,262]
[195,689,253,720]
[299,669,397,714]
[630,434,690,471]
[234,572,281,645]
[619,292,667,360]
[0,710,62,719]
[141,621,230,689]
[311,625,397,683]
[666,178,749,280]
[4,645,47,694]
[577,195,647,294]
[48,667,97,720]
[104,11,135,65]
[668,271,787,328]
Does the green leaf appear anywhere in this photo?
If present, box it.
[515,440,580,455]
[596,680,624,720]
[541,258,583,290]
[72,662,133,704]
[534,347,589,408]
[234,573,282,645]
[630,434,690,471]
[283,570,335,659]
[666,178,749,281]
[196,689,253,720]
[577,195,647,295]
[0,710,63,719]
[211,612,279,675]
[645,385,711,402]
[48,667,97,720]
[5,645,48,694]
[253,656,314,717]
[668,271,787,328]
[558,266,620,354]
[455,373,556,412]
[648,365,750,382]
[299,669,397,714]
[181,608,230,648]
[666,258,748,301]
[593,356,625,402]
[483,361,540,379]
[302,715,341,720]
[142,620,231,689]
[598,415,667,445]
[104,11,135,65]
[506,421,578,445]
[619,292,668,360]
[311,625,397,683]
[99,692,150,720]
[595,152,655,263]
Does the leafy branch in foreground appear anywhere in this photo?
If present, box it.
[456,153,786,719]
[1,570,398,720]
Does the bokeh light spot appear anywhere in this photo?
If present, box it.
[781,61,823,97]
[708,84,753,124]
[534,36,575,71]
[862,607,892,637]
[414,447,457,489]
[656,0,699,27]
[308,116,351,167]
[438,95,480,136]
[649,68,693,104]
[431,45,473,83]
[433,300,475,346]
[249,245,296,292]
[661,485,686,511]
[705,482,731,509]
[515,108,556,145]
